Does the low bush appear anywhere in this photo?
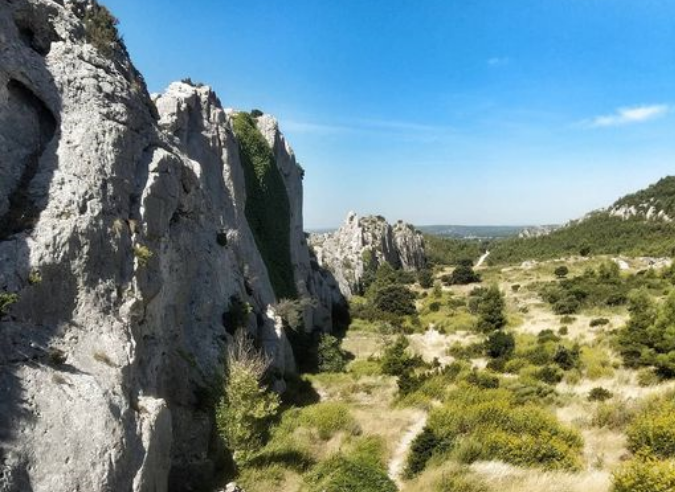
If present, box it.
[406,385,583,475]
[82,3,123,59]
[637,368,661,387]
[485,331,515,359]
[613,456,675,492]
[0,292,19,316]
[627,399,675,459]
[305,445,396,492]
[588,387,613,402]
[380,336,423,376]
[590,317,611,327]
[298,402,360,440]
[442,265,482,285]
[216,331,280,464]
[317,334,349,373]
[592,400,638,430]
[534,365,564,384]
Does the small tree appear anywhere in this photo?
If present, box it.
[554,266,569,279]
[477,285,507,332]
[418,269,434,289]
[381,335,419,376]
[485,331,515,359]
[373,284,416,316]
[317,334,349,373]
[446,264,481,285]
[216,330,280,464]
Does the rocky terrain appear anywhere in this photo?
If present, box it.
[310,212,426,297]
[0,1,342,490]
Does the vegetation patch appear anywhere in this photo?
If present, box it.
[233,112,297,299]
[406,385,583,476]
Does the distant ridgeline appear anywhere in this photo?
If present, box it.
[426,176,675,265]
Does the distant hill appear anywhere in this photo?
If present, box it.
[488,176,675,264]
[418,225,529,239]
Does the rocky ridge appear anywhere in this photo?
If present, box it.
[309,212,426,297]
[0,1,342,491]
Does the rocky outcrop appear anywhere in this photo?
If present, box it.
[518,225,559,239]
[310,212,426,297]
[0,1,343,491]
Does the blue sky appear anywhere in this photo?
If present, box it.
[104,0,675,228]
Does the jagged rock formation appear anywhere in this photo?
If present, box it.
[518,225,559,239]
[0,1,342,491]
[310,212,426,297]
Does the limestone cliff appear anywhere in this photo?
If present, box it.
[310,212,426,297]
[0,1,342,490]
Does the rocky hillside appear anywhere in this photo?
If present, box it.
[488,176,675,264]
[607,176,675,222]
[310,212,426,297]
[0,1,342,491]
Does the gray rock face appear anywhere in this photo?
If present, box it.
[0,1,343,491]
[310,212,426,297]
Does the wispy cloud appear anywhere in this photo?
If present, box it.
[283,117,454,140]
[487,57,510,67]
[584,104,670,128]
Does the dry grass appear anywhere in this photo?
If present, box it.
[408,329,480,365]
[470,461,612,492]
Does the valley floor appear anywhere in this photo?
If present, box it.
[235,255,675,492]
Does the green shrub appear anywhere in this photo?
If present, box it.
[627,399,675,459]
[305,453,397,492]
[554,266,569,278]
[485,331,515,359]
[590,317,611,327]
[511,284,521,292]
[348,359,382,377]
[552,344,580,370]
[299,402,360,440]
[537,329,561,344]
[613,456,675,492]
[592,400,638,430]
[560,315,575,325]
[133,244,153,266]
[588,387,613,402]
[222,295,251,334]
[82,3,122,58]
[463,369,500,389]
[233,112,296,299]
[405,427,441,477]
[637,368,661,387]
[535,365,564,384]
[473,285,507,332]
[411,386,583,475]
[317,334,349,373]
[0,292,19,316]
[443,264,482,285]
[558,325,569,335]
[215,331,280,464]
[372,284,416,315]
[380,335,422,376]
[429,302,441,312]
[418,269,434,289]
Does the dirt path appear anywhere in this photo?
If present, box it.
[388,410,428,489]
[476,250,490,268]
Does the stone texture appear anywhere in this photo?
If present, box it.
[310,212,426,297]
[0,1,344,491]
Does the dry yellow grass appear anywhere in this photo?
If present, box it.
[470,461,612,492]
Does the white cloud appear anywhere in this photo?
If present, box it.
[487,57,510,67]
[585,104,670,128]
